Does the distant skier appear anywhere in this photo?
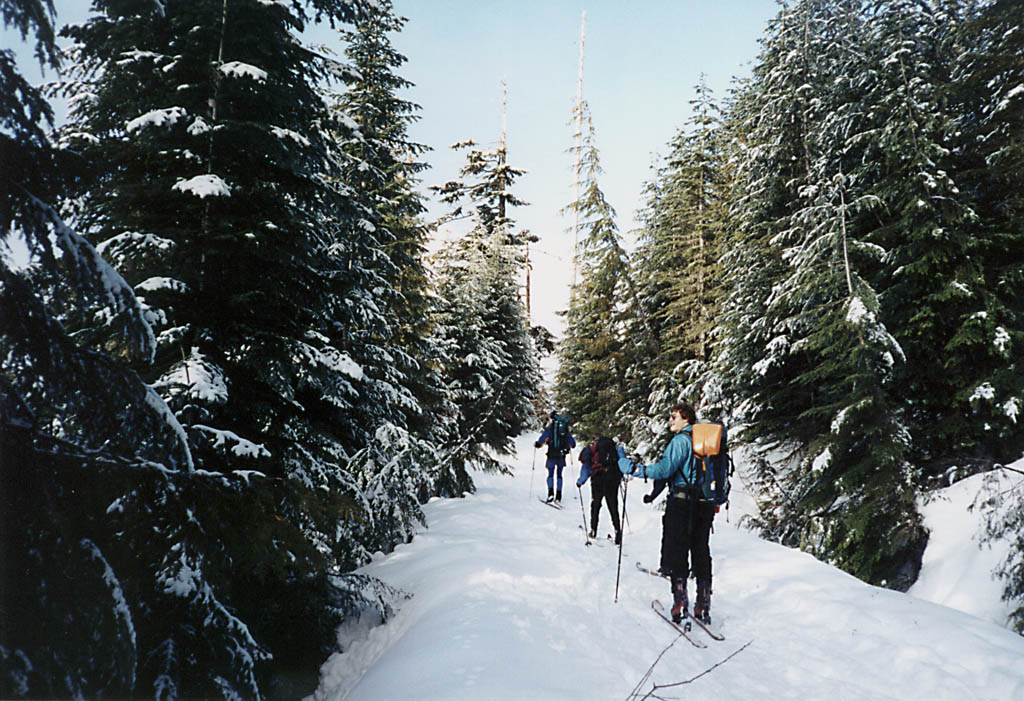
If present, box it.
[535,412,576,503]
[576,435,622,544]
[618,403,717,625]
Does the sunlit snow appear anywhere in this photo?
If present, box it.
[219,61,268,82]
[126,106,187,133]
[312,435,1024,701]
[172,174,231,198]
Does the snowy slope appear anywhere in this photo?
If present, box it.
[909,466,1023,628]
[312,434,1024,701]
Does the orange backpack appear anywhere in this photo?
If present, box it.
[687,423,731,505]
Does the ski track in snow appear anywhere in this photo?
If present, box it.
[312,434,1024,701]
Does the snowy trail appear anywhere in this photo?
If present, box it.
[313,434,1024,701]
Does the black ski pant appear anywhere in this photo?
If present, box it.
[659,493,716,582]
[590,471,621,534]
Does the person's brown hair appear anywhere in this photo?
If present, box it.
[670,403,696,425]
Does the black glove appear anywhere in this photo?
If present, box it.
[643,493,654,504]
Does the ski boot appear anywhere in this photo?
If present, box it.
[545,487,554,503]
[614,529,622,546]
[670,576,689,624]
[588,528,597,539]
[694,580,712,625]
[555,490,562,503]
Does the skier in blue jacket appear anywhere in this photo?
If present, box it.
[619,402,716,625]
[535,412,576,503]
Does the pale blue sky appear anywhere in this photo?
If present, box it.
[6,0,780,335]
[381,1,779,334]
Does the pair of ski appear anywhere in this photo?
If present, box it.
[637,562,724,645]
[538,497,564,510]
[651,600,705,647]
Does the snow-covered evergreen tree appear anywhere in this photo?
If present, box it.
[720,0,843,448]
[2,2,175,696]
[950,0,1024,633]
[429,139,541,472]
[721,0,927,588]
[845,0,990,486]
[19,0,409,695]
[944,0,1024,465]
[554,103,633,440]
[624,79,733,455]
[654,78,728,369]
[326,0,448,551]
[1,2,257,696]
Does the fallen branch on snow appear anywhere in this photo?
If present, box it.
[627,638,753,700]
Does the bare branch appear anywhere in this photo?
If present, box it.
[626,634,684,701]
[630,639,754,700]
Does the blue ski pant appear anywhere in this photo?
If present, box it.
[545,456,566,491]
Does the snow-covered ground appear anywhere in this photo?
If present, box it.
[910,469,1021,628]
[312,434,1024,700]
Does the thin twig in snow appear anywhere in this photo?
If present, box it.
[632,639,754,700]
[626,634,684,701]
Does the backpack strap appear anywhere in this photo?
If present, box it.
[668,430,698,498]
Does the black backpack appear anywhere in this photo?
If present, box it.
[591,436,618,476]
[550,414,571,455]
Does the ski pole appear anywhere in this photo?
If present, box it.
[619,482,631,533]
[529,446,537,499]
[577,484,590,546]
[615,478,628,603]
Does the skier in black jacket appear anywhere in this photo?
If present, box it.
[576,435,622,545]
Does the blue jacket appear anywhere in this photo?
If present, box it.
[535,426,576,458]
[638,426,694,491]
[576,445,593,486]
